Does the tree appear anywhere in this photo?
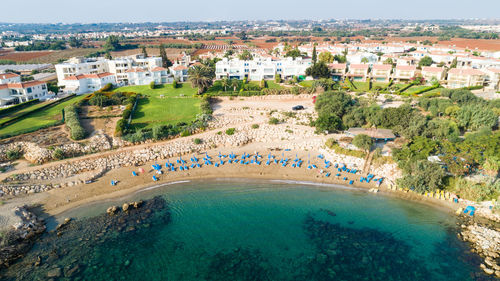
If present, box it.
[383,58,393,65]
[285,48,302,59]
[237,31,248,40]
[103,35,121,51]
[274,74,281,83]
[483,157,500,177]
[450,57,458,69]
[230,79,240,91]
[396,160,445,193]
[238,50,253,61]
[221,78,229,91]
[188,65,215,94]
[314,114,342,133]
[312,46,317,64]
[419,56,433,67]
[68,37,83,48]
[141,46,148,58]
[159,44,173,68]
[305,62,331,79]
[361,57,369,64]
[456,104,498,131]
[318,52,334,63]
[104,51,112,60]
[333,54,347,63]
[352,134,373,151]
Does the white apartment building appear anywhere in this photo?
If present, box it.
[421,67,446,82]
[347,64,369,82]
[62,73,117,95]
[0,73,22,84]
[394,65,417,82]
[370,64,392,82]
[329,63,347,81]
[215,57,311,81]
[447,68,485,88]
[0,80,49,105]
[170,65,189,82]
[56,55,163,88]
[127,67,173,85]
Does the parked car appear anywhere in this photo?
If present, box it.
[292,105,304,110]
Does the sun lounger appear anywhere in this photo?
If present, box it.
[132,171,137,176]
[325,173,330,177]
[152,176,158,181]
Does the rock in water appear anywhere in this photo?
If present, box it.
[47,267,62,278]
[122,203,130,212]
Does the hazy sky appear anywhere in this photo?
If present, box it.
[2,0,500,23]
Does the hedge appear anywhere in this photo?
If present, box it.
[462,85,484,90]
[410,84,441,95]
[0,99,39,118]
[396,83,416,94]
[64,105,86,140]
[0,94,76,128]
[114,94,138,136]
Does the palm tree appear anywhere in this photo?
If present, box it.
[188,66,215,95]
[221,78,229,92]
[230,79,240,92]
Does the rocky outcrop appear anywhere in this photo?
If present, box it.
[460,224,500,277]
[0,206,46,268]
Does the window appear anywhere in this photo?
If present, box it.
[27,88,32,93]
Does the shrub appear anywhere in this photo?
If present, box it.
[6,148,22,161]
[193,138,202,144]
[325,138,366,158]
[352,134,373,151]
[115,119,127,136]
[52,149,65,160]
[225,128,236,135]
[180,130,191,137]
[0,99,39,118]
[64,105,86,140]
[172,79,178,89]
[251,124,259,129]
[99,83,113,92]
[268,117,280,125]
[149,81,155,89]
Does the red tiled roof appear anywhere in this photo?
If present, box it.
[396,65,417,71]
[0,73,20,80]
[487,68,500,74]
[349,64,369,70]
[172,65,188,71]
[372,64,392,70]
[64,72,114,80]
[0,80,46,89]
[448,68,485,76]
[151,67,167,72]
[328,63,347,69]
[422,66,444,73]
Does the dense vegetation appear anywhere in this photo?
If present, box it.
[64,105,86,140]
[314,89,500,200]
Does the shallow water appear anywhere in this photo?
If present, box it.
[1,179,492,280]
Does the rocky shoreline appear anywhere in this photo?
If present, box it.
[460,221,500,278]
[0,206,45,269]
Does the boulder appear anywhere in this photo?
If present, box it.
[47,267,62,278]
[122,203,129,212]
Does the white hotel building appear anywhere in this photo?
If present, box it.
[215,57,312,80]
[56,55,163,93]
[0,73,49,105]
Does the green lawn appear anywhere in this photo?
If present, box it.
[0,95,87,138]
[114,83,201,129]
[0,101,51,124]
[299,81,314,87]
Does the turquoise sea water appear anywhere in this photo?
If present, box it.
[2,179,492,280]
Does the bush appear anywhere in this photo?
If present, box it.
[64,105,86,140]
[149,81,155,89]
[52,149,65,160]
[352,134,373,151]
[268,117,280,125]
[99,83,113,92]
[193,138,202,144]
[251,124,259,129]
[115,119,127,136]
[325,138,366,158]
[172,79,178,89]
[225,128,236,135]
[6,148,22,161]
[180,130,191,137]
